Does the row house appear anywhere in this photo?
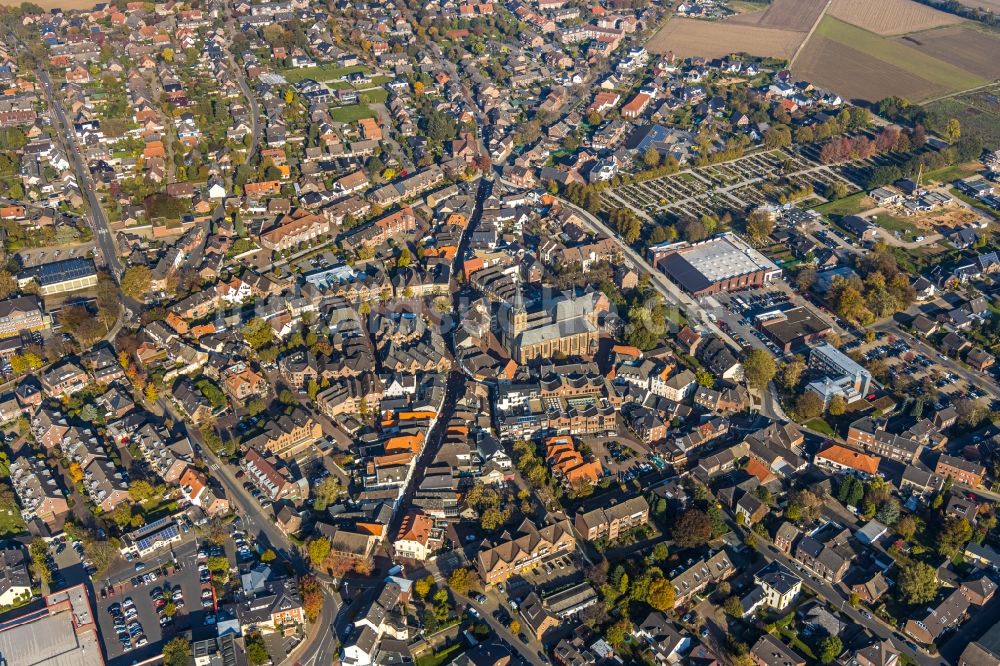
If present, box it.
[574,496,650,542]
[10,454,69,533]
[475,518,576,585]
[243,447,308,502]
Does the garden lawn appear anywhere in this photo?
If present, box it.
[922,162,980,185]
[805,418,836,437]
[281,64,367,83]
[873,213,920,240]
[0,490,26,537]
[416,643,466,666]
[329,104,377,123]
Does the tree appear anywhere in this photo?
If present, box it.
[242,317,275,351]
[673,509,713,548]
[643,147,660,168]
[779,357,805,391]
[745,209,775,246]
[10,352,43,375]
[846,477,864,507]
[312,476,342,512]
[696,369,714,388]
[796,265,817,292]
[129,480,155,502]
[795,392,824,420]
[448,567,475,596]
[946,118,961,143]
[938,517,973,559]
[480,507,506,531]
[819,635,843,664]
[397,248,411,268]
[0,270,15,299]
[112,502,133,528]
[509,619,521,634]
[744,348,777,391]
[898,560,938,604]
[300,574,324,621]
[652,542,669,562]
[606,618,633,647]
[307,537,331,567]
[723,595,743,618]
[415,575,434,599]
[120,265,151,300]
[163,637,191,666]
[144,383,158,403]
[787,490,822,523]
[647,577,676,611]
[245,632,269,666]
[876,499,900,525]
[828,394,847,416]
[896,515,917,540]
[260,549,277,563]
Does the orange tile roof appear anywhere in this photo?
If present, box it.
[397,511,433,544]
[745,457,775,484]
[385,433,424,453]
[375,452,415,467]
[817,444,880,475]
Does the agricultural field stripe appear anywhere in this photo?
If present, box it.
[814,16,986,90]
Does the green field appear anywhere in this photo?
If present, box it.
[329,104,377,123]
[922,88,1000,150]
[358,88,389,104]
[922,162,981,185]
[815,17,986,92]
[281,64,368,83]
[872,213,920,241]
[805,418,836,437]
[812,192,872,218]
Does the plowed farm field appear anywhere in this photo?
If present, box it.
[896,25,1000,80]
[827,0,963,34]
[647,18,806,59]
[729,0,829,30]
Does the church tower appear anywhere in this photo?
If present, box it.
[510,284,527,339]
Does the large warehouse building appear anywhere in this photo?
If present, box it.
[649,233,781,296]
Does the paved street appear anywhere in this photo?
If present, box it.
[31,61,123,281]
[747,537,946,666]
[875,319,1000,402]
[157,397,339,666]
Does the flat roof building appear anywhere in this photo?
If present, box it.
[651,233,781,296]
[17,258,98,296]
[757,307,832,352]
[0,583,103,666]
[807,342,872,405]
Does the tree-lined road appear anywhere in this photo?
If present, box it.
[33,62,124,281]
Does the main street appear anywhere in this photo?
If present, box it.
[156,397,338,666]
[31,59,124,281]
[222,7,262,167]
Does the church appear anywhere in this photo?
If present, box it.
[501,288,609,364]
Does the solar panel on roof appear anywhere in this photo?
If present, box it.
[135,524,179,552]
[25,258,97,286]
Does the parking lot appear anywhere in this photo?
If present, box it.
[16,242,95,268]
[846,332,983,404]
[94,539,234,664]
[703,286,799,357]
[583,436,662,480]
